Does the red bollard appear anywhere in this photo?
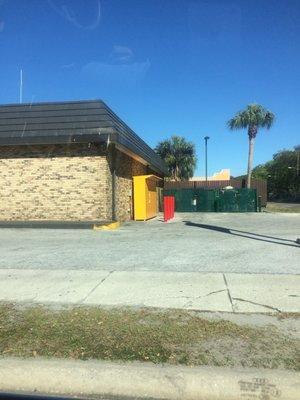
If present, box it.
[164,196,174,222]
[167,196,171,220]
[163,196,168,222]
[166,197,168,221]
[171,196,175,218]
[164,196,170,222]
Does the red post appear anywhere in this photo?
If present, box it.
[167,196,171,220]
[164,196,168,222]
[171,196,175,218]
[164,196,174,222]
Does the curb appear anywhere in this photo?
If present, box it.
[0,357,299,400]
[0,221,105,230]
[93,221,121,230]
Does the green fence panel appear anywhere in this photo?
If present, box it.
[217,188,257,212]
[237,188,257,212]
[164,188,195,212]
[164,188,257,213]
[195,189,216,212]
[217,189,239,212]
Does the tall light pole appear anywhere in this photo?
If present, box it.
[293,145,300,245]
[204,136,210,185]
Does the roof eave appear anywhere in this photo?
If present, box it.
[0,128,167,176]
[0,128,115,146]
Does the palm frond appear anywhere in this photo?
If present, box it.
[228,104,275,132]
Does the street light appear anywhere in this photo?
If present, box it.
[204,136,210,185]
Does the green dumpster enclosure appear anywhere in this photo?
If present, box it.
[163,188,257,213]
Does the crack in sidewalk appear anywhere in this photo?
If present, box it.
[205,289,227,297]
[232,297,282,313]
[80,270,114,303]
[181,289,229,308]
[167,289,227,303]
[222,274,282,313]
[222,274,234,312]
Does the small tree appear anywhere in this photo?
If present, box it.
[267,149,300,200]
[251,164,271,180]
[228,104,275,188]
[155,135,196,181]
[250,147,300,201]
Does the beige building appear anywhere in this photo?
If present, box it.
[190,169,230,181]
[0,100,166,222]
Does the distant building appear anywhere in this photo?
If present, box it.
[190,169,230,181]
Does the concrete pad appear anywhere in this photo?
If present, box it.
[0,269,110,304]
[0,213,299,274]
[225,273,300,313]
[84,271,232,311]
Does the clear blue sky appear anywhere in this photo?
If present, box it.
[1,0,299,176]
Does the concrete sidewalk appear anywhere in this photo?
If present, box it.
[0,269,299,313]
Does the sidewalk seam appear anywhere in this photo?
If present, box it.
[223,274,234,312]
[80,270,114,303]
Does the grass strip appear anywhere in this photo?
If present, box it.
[266,204,300,213]
[0,304,299,370]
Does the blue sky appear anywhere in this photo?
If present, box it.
[0,0,299,176]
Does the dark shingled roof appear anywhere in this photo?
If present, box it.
[0,99,167,175]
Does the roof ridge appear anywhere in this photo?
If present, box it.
[0,99,104,108]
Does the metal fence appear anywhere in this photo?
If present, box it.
[164,179,267,206]
[164,188,257,212]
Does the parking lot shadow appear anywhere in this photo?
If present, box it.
[184,221,300,248]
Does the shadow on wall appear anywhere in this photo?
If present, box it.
[183,221,300,248]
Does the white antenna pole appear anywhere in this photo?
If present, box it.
[19,69,23,103]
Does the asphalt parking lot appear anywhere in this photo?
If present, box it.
[0,212,299,274]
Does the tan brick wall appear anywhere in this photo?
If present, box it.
[114,149,147,221]
[0,144,111,221]
[0,144,152,222]
[115,151,133,221]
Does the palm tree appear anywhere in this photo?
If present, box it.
[228,104,275,188]
[155,135,197,180]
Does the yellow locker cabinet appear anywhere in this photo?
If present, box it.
[133,175,161,220]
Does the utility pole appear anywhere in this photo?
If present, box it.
[204,136,210,185]
[19,69,23,103]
